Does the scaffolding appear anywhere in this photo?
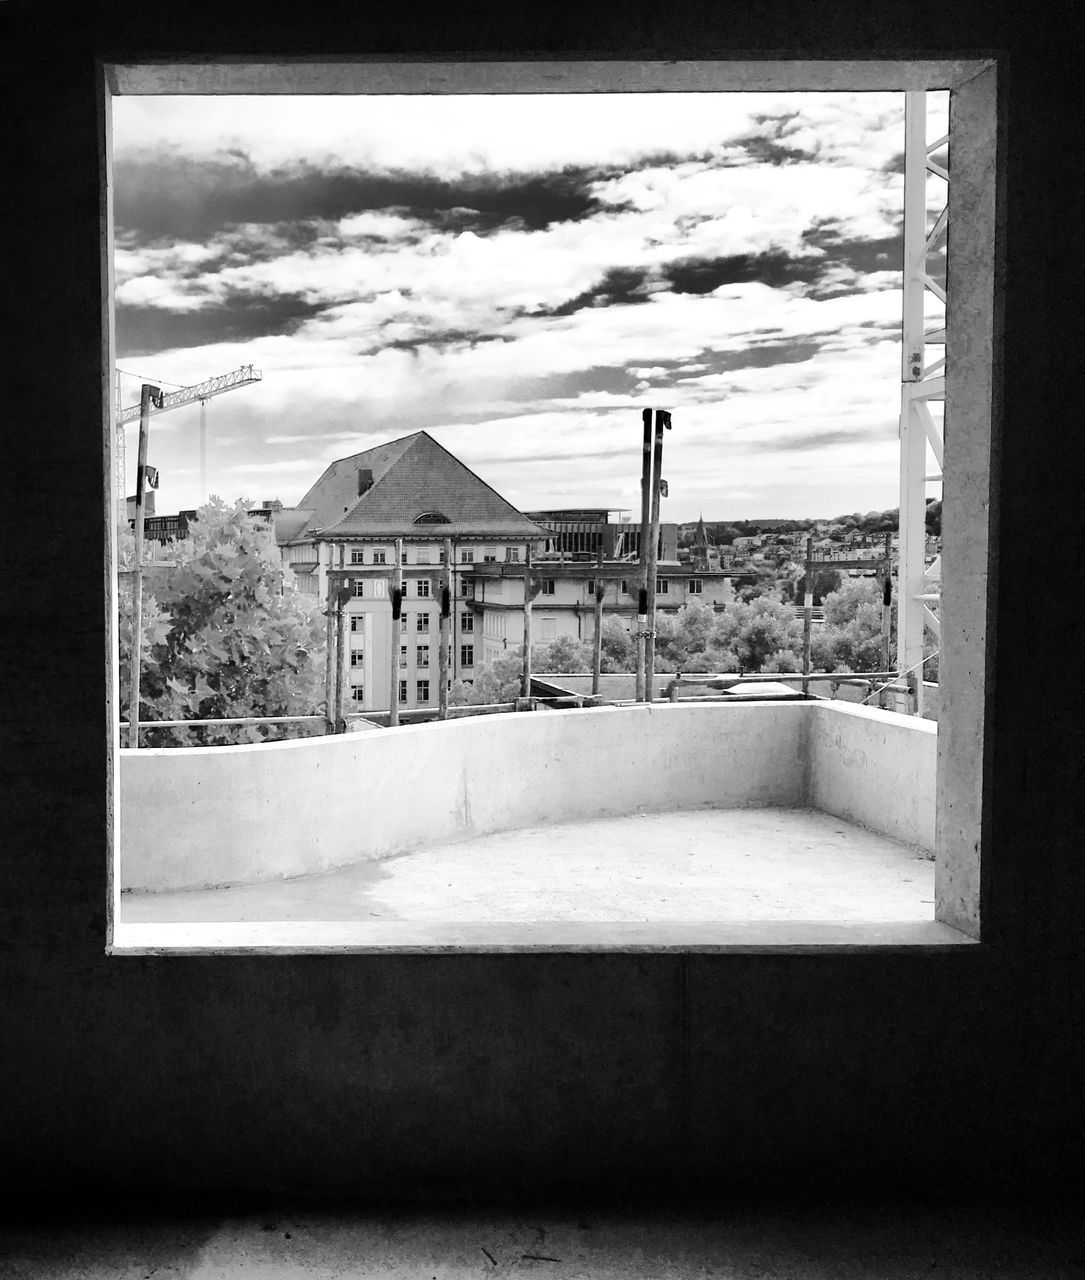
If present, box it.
[897,91,947,715]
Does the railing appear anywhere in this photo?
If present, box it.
[119,715,326,731]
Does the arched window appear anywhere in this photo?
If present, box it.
[413,511,450,525]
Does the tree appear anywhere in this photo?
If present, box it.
[599,616,637,672]
[810,579,886,673]
[118,497,327,746]
[724,597,804,672]
[654,599,719,670]
[534,634,593,673]
[448,648,524,705]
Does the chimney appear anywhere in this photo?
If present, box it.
[357,467,374,496]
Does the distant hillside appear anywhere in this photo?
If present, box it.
[678,500,940,544]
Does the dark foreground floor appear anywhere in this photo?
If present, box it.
[2,1202,1083,1279]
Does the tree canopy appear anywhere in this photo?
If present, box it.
[118,497,327,746]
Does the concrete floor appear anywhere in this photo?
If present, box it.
[121,807,935,924]
[2,1204,1083,1279]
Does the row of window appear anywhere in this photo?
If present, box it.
[352,644,476,670]
[349,682,452,707]
[347,547,525,566]
[350,611,473,632]
[582,578,701,596]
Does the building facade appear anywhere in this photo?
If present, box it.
[275,431,549,713]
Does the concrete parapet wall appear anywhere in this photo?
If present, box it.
[807,700,937,854]
[120,703,809,892]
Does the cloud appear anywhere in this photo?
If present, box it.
[114,153,606,243]
[116,291,326,357]
[109,90,946,519]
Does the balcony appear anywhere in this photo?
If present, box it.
[112,700,968,951]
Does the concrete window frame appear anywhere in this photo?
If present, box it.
[104,57,999,951]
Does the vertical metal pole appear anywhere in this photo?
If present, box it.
[644,410,664,702]
[199,398,208,503]
[802,536,814,696]
[439,537,451,719]
[881,531,894,675]
[335,558,349,734]
[389,538,403,726]
[126,384,158,749]
[592,548,604,697]
[521,544,533,699]
[636,408,652,702]
[899,90,931,716]
[323,549,337,734]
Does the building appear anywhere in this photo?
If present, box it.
[465,559,739,662]
[273,431,550,711]
[523,507,678,563]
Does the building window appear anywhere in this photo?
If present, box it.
[350,686,365,704]
[417,579,431,598]
[460,644,474,667]
[416,680,430,702]
[398,680,407,703]
[657,577,669,594]
[460,549,474,563]
[465,580,475,600]
[353,581,364,597]
[688,578,703,595]
[541,579,555,595]
[400,644,408,665]
[587,579,595,596]
[505,547,520,562]
[416,612,430,632]
[373,550,387,565]
[417,645,430,666]
[483,547,497,562]
[350,650,364,668]
[621,580,628,594]
[460,612,473,632]
[350,549,364,564]
[350,615,364,632]
[417,547,431,564]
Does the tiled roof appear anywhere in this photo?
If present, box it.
[296,433,418,532]
[271,508,316,545]
[310,432,550,540]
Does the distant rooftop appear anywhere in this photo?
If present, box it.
[280,431,550,542]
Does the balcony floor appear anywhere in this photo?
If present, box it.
[120,807,935,925]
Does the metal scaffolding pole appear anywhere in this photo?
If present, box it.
[897,90,947,716]
[125,384,161,749]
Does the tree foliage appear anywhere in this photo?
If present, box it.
[448,648,525,706]
[118,497,327,746]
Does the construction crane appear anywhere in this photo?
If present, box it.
[114,364,263,505]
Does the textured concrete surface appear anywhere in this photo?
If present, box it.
[6,0,1085,1215]
[119,702,810,892]
[2,1204,1083,1279]
[120,808,934,924]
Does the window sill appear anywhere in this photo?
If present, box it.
[110,919,977,954]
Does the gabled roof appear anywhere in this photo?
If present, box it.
[302,431,550,540]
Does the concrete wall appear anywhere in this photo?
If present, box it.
[6,3,1085,1211]
[808,701,937,854]
[120,703,808,891]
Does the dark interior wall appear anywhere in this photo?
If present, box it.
[1,2,1082,1205]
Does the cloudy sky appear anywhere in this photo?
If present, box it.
[112,91,946,522]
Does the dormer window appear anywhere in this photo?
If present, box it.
[413,512,450,525]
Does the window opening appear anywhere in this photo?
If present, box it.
[107,62,994,948]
